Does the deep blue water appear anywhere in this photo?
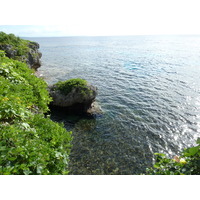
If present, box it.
[28,35,200,174]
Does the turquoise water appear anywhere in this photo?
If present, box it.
[29,35,200,174]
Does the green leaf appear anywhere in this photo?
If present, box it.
[188,146,199,156]
[154,153,166,157]
[23,169,31,175]
[0,146,7,151]
[37,165,43,174]
[196,138,200,144]
[21,122,30,129]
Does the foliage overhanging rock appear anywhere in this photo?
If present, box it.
[0,32,72,175]
[49,78,98,113]
[0,32,42,70]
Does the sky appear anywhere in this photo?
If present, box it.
[1,0,200,37]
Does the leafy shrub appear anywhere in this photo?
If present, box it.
[146,139,200,175]
[0,32,22,45]
[0,38,72,175]
[0,50,6,57]
[0,32,30,57]
[0,55,51,114]
[54,78,88,95]
[0,114,72,175]
[0,93,32,122]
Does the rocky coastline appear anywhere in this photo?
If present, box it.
[0,36,100,114]
[0,32,73,174]
[0,41,42,70]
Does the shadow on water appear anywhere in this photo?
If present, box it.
[49,106,154,175]
[49,105,97,130]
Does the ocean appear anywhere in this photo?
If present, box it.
[28,35,200,174]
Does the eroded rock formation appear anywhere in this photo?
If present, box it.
[0,41,42,70]
[49,81,98,113]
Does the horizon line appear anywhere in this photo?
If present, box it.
[21,33,200,38]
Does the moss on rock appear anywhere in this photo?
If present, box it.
[49,78,98,112]
[54,78,88,95]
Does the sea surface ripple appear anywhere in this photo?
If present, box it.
[30,35,200,174]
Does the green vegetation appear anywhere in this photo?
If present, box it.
[54,78,88,95]
[0,32,29,47]
[0,115,71,175]
[0,31,30,57]
[146,139,200,175]
[0,53,50,114]
[0,35,72,174]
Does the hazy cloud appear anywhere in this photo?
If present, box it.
[1,0,200,37]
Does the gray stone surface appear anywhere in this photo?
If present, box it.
[0,42,42,70]
[49,83,98,113]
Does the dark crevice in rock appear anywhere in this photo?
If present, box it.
[0,42,42,70]
[48,81,101,114]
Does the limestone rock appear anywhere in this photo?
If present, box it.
[0,44,18,57]
[0,42,42,70]
[87,101,103,115]
[49,80,98,113]
[26,42,42,70]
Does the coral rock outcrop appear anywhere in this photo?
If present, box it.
[49,79,98,113]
